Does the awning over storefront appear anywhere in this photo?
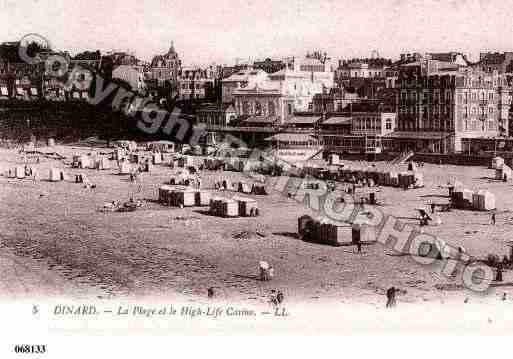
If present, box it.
[242,116,277,124]
[264,133,318,142]
[383,131,450,140]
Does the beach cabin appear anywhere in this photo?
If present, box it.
[492,156,505,170]
[49,168,62,182]
[210,198,239,217]
[495,164,512,181]
[152,152,163,165]
[118,161,132,175]
[112,148,126,161]
[15,166,25,179]
[194,191,211,207]
[234,197,258,217]
[73,155,93,169]
[472,190,496,211]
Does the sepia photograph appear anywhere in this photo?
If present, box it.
[1,0,513,356]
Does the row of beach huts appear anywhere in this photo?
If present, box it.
[449,180,496,211]
[158,185,259,217]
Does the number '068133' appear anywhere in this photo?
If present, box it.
[14,345,46,354]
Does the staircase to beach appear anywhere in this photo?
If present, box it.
[390,150,414,165]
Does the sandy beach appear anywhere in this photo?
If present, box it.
[1,144,513,313]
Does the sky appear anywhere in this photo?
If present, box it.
[2,0,513,66]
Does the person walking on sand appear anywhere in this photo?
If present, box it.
[355,237,362,254]
[207,287,215,299]
[386,287,398,308]
[496,262,504,282]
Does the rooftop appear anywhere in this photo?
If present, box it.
[222,69,267,82]
[197,103,235,112]
[233,82,281,95]
[268,68,312,78]
[284,116,320,125]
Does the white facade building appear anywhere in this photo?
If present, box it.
[221,69,268,104]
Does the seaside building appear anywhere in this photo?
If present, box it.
[391,59,512,153]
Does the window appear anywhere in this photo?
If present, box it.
[255,101,262,116]
[242,101,250,115]
[268,101,275,116]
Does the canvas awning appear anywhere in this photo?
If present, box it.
[383,131,450,140]
[264,133,318,142]
[242,116,277,124]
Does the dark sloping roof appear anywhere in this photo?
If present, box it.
[322,117,352,125]
[284,116,320,125]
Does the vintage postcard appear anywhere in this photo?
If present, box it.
[1,0,513,357]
